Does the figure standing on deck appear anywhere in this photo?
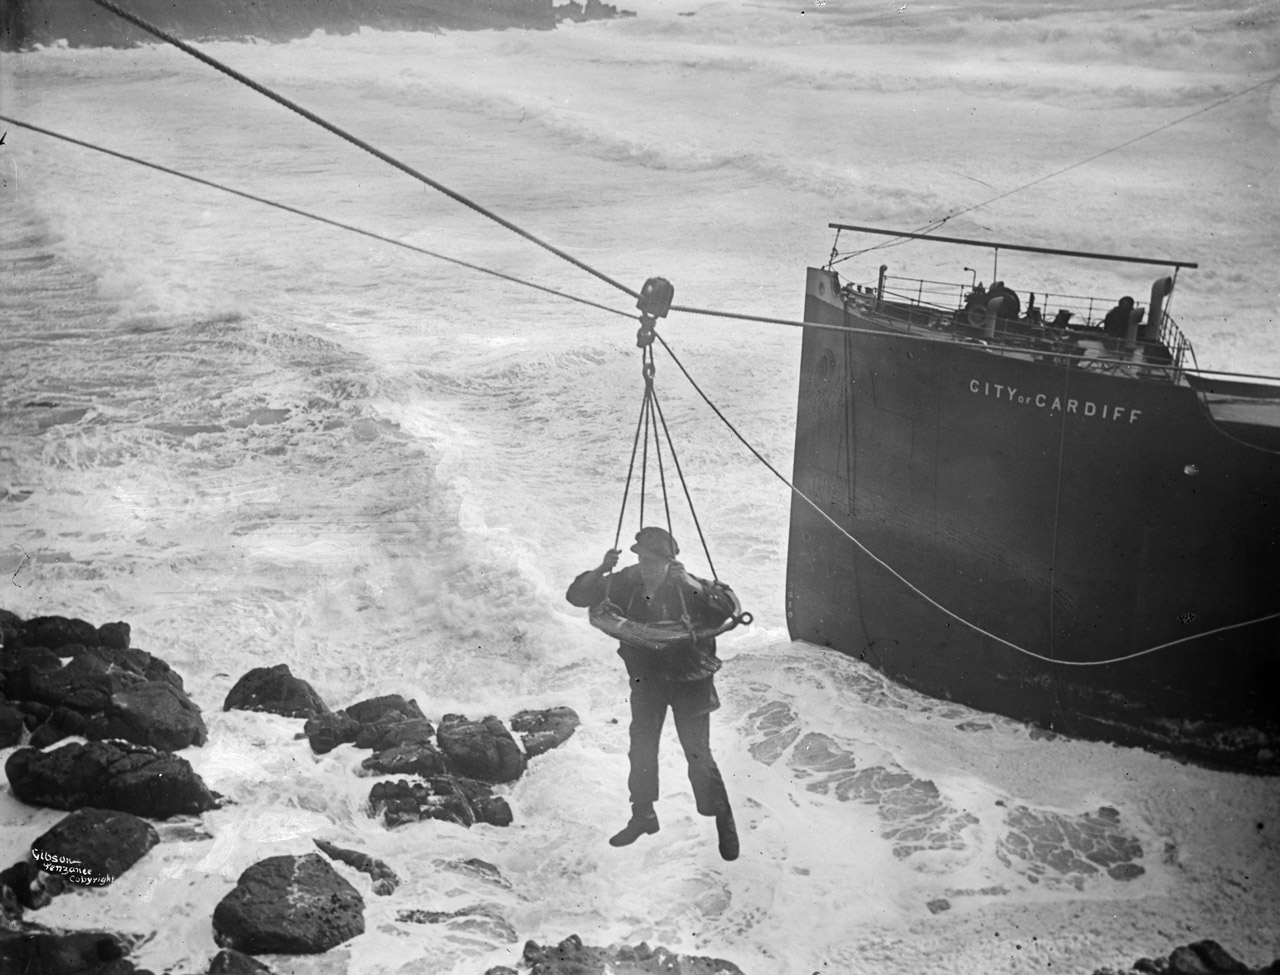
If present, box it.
[566,526,740,861]
[1103,295,1141,338]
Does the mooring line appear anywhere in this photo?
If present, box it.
[654,332,1280,666]
[0,114,634,321]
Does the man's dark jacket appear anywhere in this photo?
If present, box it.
[566,563,736,682]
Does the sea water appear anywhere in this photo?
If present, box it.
[1,1,1278,972]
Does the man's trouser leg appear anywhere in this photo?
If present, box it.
[671,684,730,817]
[627,676,668,808]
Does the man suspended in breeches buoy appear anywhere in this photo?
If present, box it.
[566,526,741,861]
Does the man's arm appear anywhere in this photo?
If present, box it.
[565,549,621,608]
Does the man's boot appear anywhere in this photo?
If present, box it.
[716,808,739,861]
[609,803,659,847]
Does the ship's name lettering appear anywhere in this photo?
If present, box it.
[968,379,1142,423]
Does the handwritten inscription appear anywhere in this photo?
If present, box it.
[968,379,1142,424]
[31,847,113,886]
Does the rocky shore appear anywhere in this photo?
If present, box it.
[1,0,633,51]
[4,608,1278,975]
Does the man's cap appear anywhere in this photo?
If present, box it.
[630,526,679,559]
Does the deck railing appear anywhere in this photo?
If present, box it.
[846,274,1192,382]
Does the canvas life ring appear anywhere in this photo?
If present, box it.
[588,584,752,653]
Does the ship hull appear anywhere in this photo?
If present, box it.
[787,268,1280,771]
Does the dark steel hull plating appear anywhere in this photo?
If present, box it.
[787,268,1280,771]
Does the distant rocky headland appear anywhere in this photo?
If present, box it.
[1,0,634,51]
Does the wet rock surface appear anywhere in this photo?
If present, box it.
[1,612,203,751]
[6,739,219,818]
[1092,940,1279,975]
[505,934,746,975]
[212,853,365,955]
[510,706,580,758]
[223,663,329,719]
[370,775,513,829]
[313,838,399,896]
[30,807,160,888]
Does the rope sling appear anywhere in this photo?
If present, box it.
[589,280,752,653]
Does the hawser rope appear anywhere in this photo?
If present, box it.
[653,333,1280,667]
[65,0,1280,664]
[0,115,635,321]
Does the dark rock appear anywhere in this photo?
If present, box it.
[18,701,53,728]
[212,853,365,955]
[0,703,24,747]
[344,695,425,726]
[209,947,275,974]
[1,646,64,699]
[85,646,185,692]
[360,742,447,778]
[96,622,131,650]
[0,609,26,647]
[1134,958,1165,974]
[510,706,579,758]
[369,775,511,829]
[313,839,399,895]
[0,859,60,910]
[522,934,745,975]
[1188,942,1251,975]
[395,904,517,943]
[32,807,159,887]
[1169,946,1215,975]
[303,711,360,754]
[223,664,329,719]
[0,928,131,975]
[27,616,101,650]
[84,680,208,751]
[0,882,21,931]
[483,968,518,975]
[29,707,88,749]
[437,714,526,784]
[925,898,951,914]
[354,716,436,752]
[6,740,218,819]
[24,651,134,713]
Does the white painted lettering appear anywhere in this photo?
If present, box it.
[970,379,979,393]
[1007,386,1017,401]
[1129,409,1142,424]
[1036,393,1046,407]
[1067,399,1079,413]
[1084,402,1097,417]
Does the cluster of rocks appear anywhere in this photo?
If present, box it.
[0,609,596,972]
[1092,941,1280,975]
[484,934,745,975]
[224,662,580,830]
[0,610,205,753]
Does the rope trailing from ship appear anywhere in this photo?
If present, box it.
[81,0,640,304]
[653,332,1280,666]
[0,115,635,321]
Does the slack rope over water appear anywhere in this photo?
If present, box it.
[0,115,635,322]
[62,0,1280,665]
